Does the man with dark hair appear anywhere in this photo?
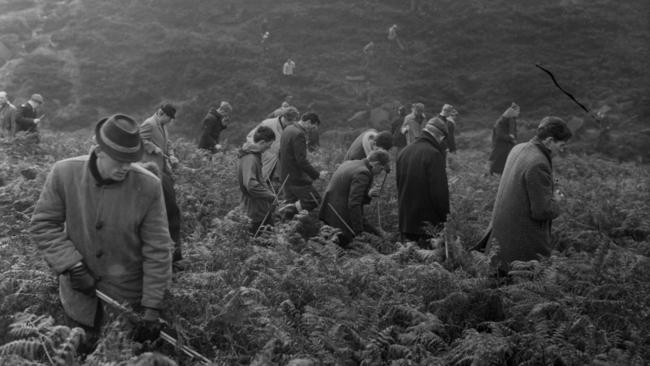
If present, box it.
[247,106,300,183]
[139,103,183,267]
[238,126,276,234]
[198,101,232,153]
[480,116,572,274]
[396,117,450,246]
[320,149,391,246]
[278,112,327,216]
[390,105,408,151]
[15,93,44,139]
[343,129,393,161]
[0,91,16,139]
[31,114,172,343]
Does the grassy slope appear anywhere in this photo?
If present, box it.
[0,0,648,146]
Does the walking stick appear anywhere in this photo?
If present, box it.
[323,201,355,236]
[254,175,290,237]
[95,290,211,364]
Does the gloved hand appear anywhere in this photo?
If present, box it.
[67,262,95,295]
[133,308,163,343]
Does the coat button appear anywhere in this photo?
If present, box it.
[96,250,103,258]
[95,221,103,230]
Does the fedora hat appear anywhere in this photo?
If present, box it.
[95,114,143,162]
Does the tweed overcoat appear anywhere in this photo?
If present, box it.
[485,138,559,271]
[30,151,173,326]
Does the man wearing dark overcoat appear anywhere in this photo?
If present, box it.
[197,101,232,153]
[396,118,450,245]
[488,103,520,175]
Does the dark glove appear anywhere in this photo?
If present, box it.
[133,308,163,343]
[67,263,96,295]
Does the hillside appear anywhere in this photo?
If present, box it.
[0,0,648,160]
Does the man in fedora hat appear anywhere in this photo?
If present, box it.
[396,117,450,247]
[15,93,44,139]
[31,114,172,343]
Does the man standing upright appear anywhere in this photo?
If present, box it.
[140,103,178,174]
[282,58,296,77]
[247,106,300,183]
[15,93,44,139]
[198,101,232,153]
[390,105,408,151]
[396,118,449,246]
[400,102,425,145]
[278,112,326,216]
[320,150,391,246]
[430,104,458,153]
[0,91,16,139]
[488,103,520,175]
[30,114,172,340]
[139,103,183,267]
[481,117,572,274]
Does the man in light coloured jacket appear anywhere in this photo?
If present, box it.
[30,114,172,341]
[246,106,300,183]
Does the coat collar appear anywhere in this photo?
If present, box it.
[420,130,446,155]
[88,150,122,187]
[531,136,553,167]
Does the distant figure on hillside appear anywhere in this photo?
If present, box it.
[139,103,183,269]
[390,105,408,151]
[261,31,270,52]
[282,58,296,76]
[488,103,520,175]
[387,24,405,50]
[476,117,572,275]
[0,91,16,139]
[396,117,449,247]
[198,101,232,153]
[260,17,269,36]
[362,41,375,69]
[320,150,391,247]
[343,129,393,161]
[31,114,171,342]
[247,106,300,183]
[15,93,44,141]
[238,126,277,235]
[278,112,327,218]
[431,104,458,153]
[400,102,426,145]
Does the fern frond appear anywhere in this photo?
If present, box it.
[0,338,43,360]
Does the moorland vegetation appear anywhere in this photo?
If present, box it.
[0,130,648,365]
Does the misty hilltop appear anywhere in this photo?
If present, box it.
[0,0,648,153]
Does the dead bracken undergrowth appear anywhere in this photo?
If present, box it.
[0,131,648,365]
